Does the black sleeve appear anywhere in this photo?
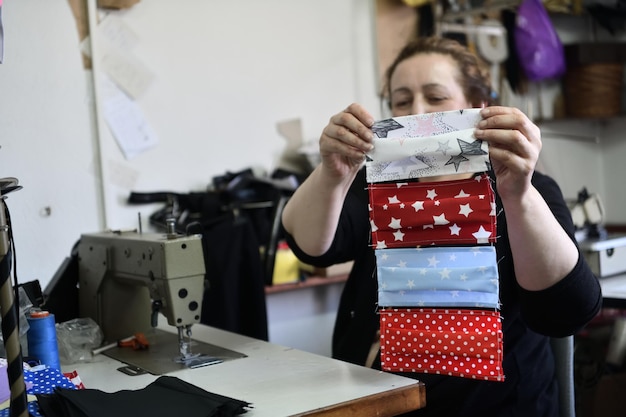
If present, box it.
[283,168,371,267]
[517,172,602,336]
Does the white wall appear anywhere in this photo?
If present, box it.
[92,0,380,231]
[0,1,103,287]
[598,120,626,224]
[538,120,605,204]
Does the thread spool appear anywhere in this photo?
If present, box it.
[26,310,61,370]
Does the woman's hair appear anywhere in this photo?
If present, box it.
[382,36,496,107]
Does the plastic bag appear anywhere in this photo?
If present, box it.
[0,287,34,357]
[56,317,103,364]
[514,0,566,80]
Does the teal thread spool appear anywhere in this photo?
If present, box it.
[26,311,60,370]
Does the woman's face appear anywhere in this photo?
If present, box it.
[389,52,477,182]
[389,53,472,117]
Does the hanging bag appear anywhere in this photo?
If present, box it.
[514,0,566,80]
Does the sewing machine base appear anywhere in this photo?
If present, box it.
[104,328,247,375]
[580,234,626,278]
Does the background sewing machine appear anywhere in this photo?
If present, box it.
[77,225,245,375]
[570,188,626,278]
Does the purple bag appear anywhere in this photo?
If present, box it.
[514,0,566,80]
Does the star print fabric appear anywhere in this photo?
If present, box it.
[368,173,496,249]
[367,109,505,382]
[379,307,504,381]
[366,109,488,183]
[376,246,499,309]
[370,109,482,139]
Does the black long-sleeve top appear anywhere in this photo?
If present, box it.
[284,168,602,417]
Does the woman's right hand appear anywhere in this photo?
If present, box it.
[281,103,375,256]
[319,103,375,180]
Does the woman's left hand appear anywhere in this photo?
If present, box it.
[474,106,541,200]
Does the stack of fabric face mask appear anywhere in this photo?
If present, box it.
[366,109,505,382]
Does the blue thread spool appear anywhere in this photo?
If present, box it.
[26,311,61,370]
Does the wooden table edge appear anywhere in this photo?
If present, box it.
[292,381,426,417]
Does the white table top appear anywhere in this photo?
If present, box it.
[64,323,425,417]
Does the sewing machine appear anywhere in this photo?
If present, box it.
[77,227,245,374]
[570,188,626,278]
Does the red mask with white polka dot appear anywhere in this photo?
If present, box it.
[380,307,504,382]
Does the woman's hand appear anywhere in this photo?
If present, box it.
[281,104,375,256]
[474,106,542,201]
[319,103,375,180]
[474,106,580,291]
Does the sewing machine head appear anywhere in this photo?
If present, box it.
[77,229,206,344]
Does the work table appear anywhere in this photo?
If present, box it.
[65,323,425,417]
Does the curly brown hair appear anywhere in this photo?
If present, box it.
[382,36,496,108]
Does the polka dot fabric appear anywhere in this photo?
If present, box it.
[24,367,77,394]
[380,307,504,381]
[0,367,77,417]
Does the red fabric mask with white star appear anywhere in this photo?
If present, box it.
[368,173,496,249]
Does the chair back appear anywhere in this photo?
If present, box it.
[550,335,576,417]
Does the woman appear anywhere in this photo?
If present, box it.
[281,36,601,416]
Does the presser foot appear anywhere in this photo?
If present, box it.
[173,326,223,368]
[173,352,223,369]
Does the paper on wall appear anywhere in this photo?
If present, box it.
[97,14,152,100]
[100,75,158,160]
[99,40,154,99]
[98,14,139,52]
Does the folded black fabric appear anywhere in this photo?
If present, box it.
[37,376,251,417]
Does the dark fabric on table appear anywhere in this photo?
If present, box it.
[37,376,250,417]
